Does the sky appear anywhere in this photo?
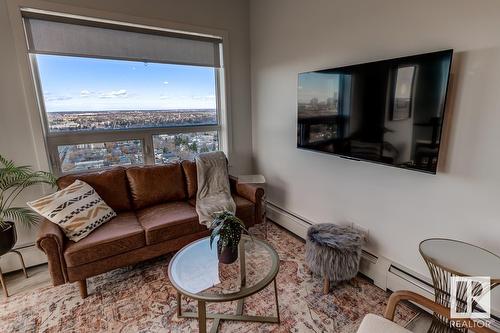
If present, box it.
[36,55,217,112]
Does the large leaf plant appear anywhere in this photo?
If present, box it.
[209,210,250,250]
[0,154,56,230]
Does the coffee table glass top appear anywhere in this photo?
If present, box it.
[168,235,279,301]
[420,238,500,282]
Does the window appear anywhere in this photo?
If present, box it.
[297,72,341,146]
[153,131,219,164]
[23,12,224,175]
[58,140,144,173]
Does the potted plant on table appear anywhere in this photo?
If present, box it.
[0,155,55,257]
[209,211,249,264]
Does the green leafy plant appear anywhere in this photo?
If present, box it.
[209,211,249,250]
[0,154,56,230]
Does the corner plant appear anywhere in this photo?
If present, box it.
[209,211,249,251]
[0,154,56,230]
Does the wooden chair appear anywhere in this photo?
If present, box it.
[357,290,495,333]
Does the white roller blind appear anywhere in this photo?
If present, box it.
[24,17,221,67]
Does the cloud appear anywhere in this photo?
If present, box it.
[99,89,128,99]
[191,95,216,100]
[80,90,92,97]
[45,95,73,101]
[163,81,169,85]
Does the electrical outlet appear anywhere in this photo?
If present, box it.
[351,223,369,242]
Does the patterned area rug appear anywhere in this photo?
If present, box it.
[0,222,417,332]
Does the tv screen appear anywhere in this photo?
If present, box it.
[297,50,453,174]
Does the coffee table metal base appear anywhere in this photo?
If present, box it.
[176,279,280,333]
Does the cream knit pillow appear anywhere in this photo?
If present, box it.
[28,180,116,242]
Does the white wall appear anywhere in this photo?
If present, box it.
[250,0,500,304]
[0,0,252,271]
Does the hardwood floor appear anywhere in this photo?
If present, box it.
[406,312,435,332]
[0,264,51,300]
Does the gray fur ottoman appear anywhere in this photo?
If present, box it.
[305,223,364,294]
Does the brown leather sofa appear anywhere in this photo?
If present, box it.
[36,160,264,298]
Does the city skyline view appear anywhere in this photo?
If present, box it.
[47,109,217,132]
[35,54,220,170]
[58,131,218,173]
[298,71,339,106]
[36,54,217,112]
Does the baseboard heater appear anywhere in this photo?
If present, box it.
[266,201,500,324]
[266,201,433,291]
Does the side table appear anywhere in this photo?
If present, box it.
[419,238,500,332]
[0,249,28,297]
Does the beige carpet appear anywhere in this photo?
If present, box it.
[0,222,417,332]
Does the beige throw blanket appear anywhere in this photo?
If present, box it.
[195,151,236,226]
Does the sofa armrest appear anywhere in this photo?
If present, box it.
[36,219,67,286]
[229,176,265,204]
[229,176,265,227]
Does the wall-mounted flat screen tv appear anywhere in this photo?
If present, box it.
[297,50,453,174]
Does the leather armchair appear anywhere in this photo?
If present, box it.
[357,290,495,333]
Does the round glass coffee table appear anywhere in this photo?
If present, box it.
[168,235,280,333]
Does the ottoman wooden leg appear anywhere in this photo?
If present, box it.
[323,276,330,294]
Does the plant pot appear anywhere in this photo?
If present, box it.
[217,240,239,264]
[0,221,17,256]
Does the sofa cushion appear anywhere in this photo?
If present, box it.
[181,160,197,199]
[357,314,411,333]
[233,195,254,218]
[57,167,132,212]
[137,201,206,245]
[64,212,145,267]
[187,195,254,224]
[126,164,187,210]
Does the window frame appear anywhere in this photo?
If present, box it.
[24,13,226,176]
[6,0,231,177]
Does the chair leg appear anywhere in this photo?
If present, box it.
[78,280,88,298]
[323,276,330,294]
[0,266,8,298]
[10,250,28,278]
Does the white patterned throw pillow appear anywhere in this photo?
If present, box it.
[27,180,116,242]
